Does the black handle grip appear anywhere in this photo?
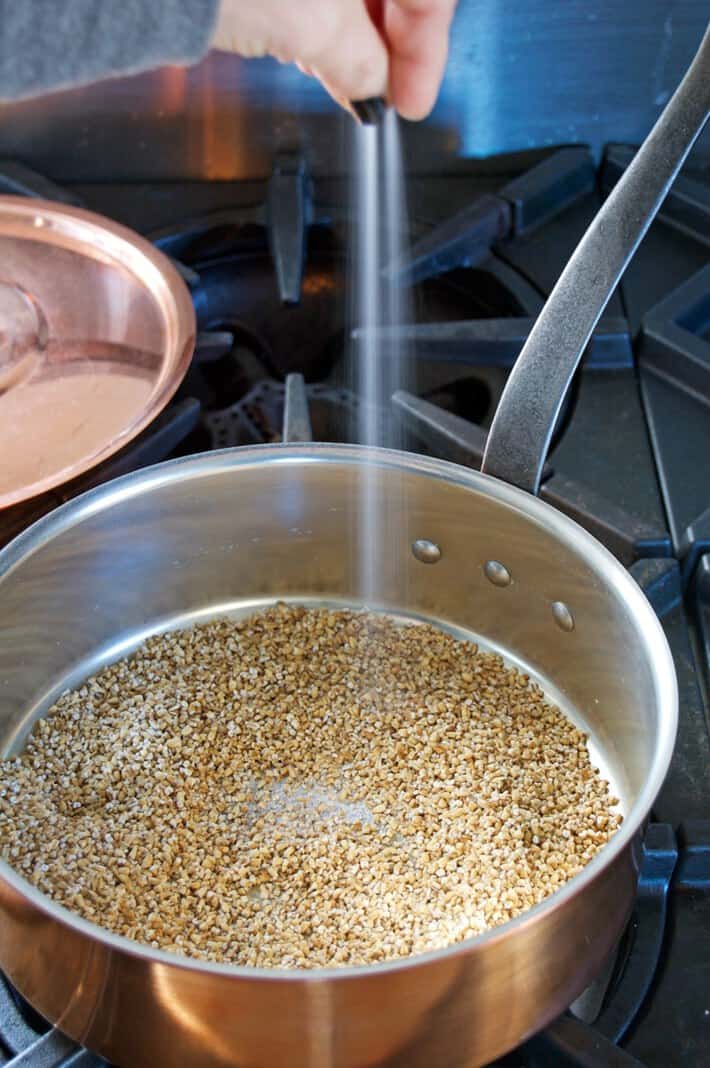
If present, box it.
[351,97,386,124]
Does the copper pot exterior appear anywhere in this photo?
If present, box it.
[0,844,638,1067]
[0,446,677,1067]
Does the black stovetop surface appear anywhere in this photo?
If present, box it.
[0,144,708,1067]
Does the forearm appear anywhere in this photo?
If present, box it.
[0,0,220,101]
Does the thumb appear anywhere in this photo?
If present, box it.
[211,0,388,114]
[305,2,388,108]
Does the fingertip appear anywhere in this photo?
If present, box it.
[391,90,435,122]
[389,65,440,121]
[385,4,452,121]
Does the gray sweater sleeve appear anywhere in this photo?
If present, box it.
[0,0,220,101]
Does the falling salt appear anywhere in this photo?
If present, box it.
[350,109,412,606]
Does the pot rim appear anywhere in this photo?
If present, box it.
[0,442,679,982]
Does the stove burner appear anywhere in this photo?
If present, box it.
[204,375,394,451]
[0,143,708,1067]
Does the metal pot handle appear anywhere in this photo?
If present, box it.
[481,23,710,496]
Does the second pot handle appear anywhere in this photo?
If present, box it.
[481,23,710,497]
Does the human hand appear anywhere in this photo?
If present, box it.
[211,0,457,120]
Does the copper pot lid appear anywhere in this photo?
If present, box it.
[0,196,196,508]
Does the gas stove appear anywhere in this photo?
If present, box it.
[0,144,708,1067]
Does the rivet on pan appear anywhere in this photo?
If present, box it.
[32,215,45,228]
[484,560,511,587]
[411,539,441,564]
[552,601,575,632]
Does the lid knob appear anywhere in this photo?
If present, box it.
[0,283,45,392]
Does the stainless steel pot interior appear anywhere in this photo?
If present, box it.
[0,445,675,815]
[0,445,678,1066]
[0,446,676,907]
